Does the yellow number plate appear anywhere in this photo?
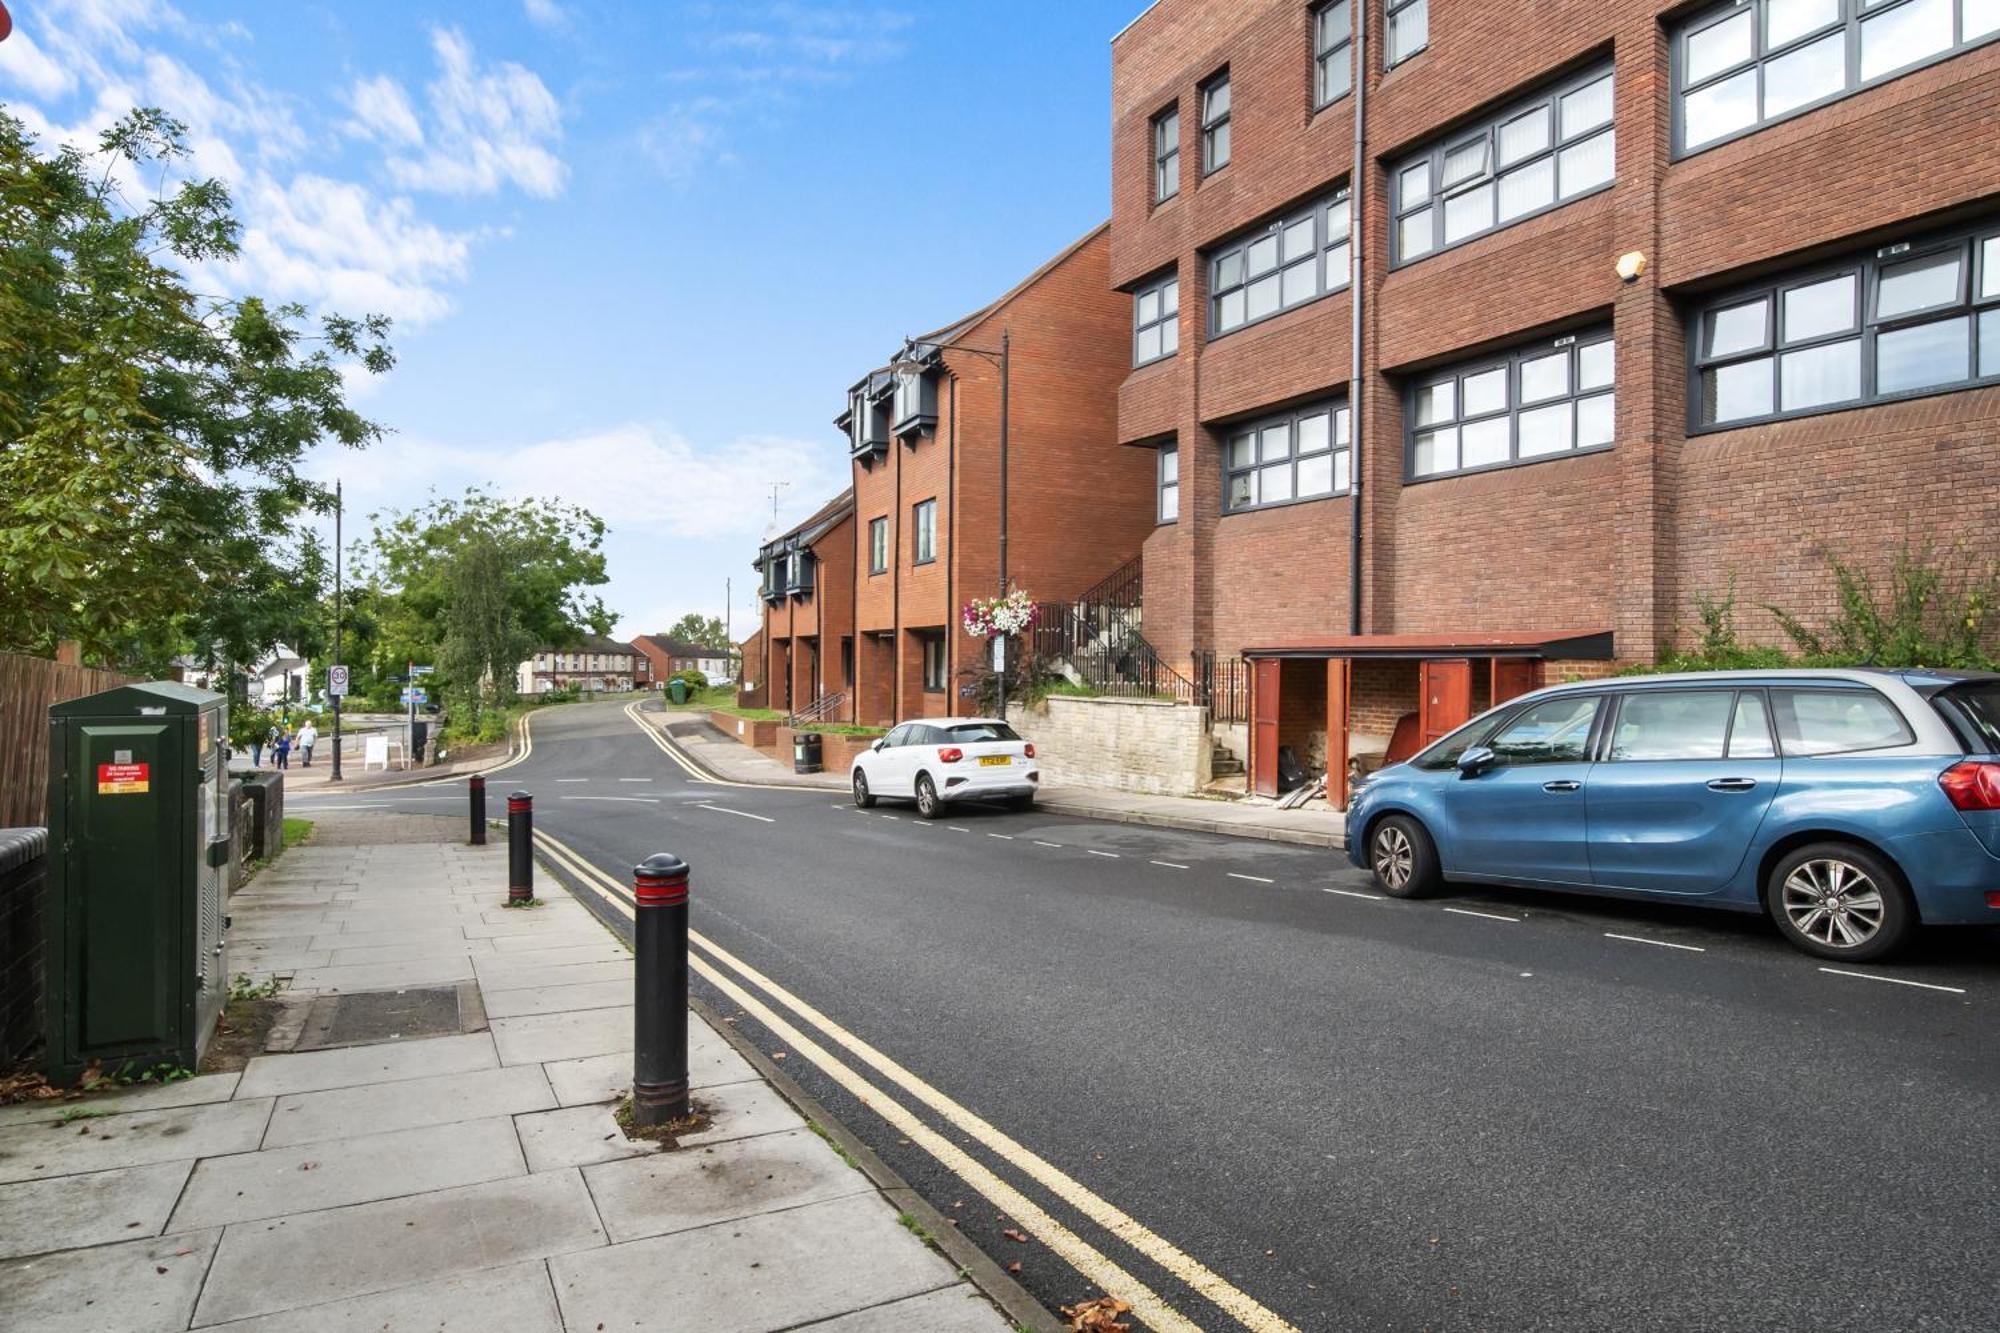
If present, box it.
[979,755,1011,767]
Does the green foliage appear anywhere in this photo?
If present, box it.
[0,108,391,672]
[669,667,708,692]
[664,613,730,651]
[229,973,283,1002]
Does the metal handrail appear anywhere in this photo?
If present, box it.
[787,691,847,727]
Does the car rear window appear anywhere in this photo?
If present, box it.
[942,723,1021,743]
[1773,687,1914,756]
[1934,682,2000,753]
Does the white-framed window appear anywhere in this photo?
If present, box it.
[1158,445,1181,523]
[1153,105,1180,203]
[1201,71,1231,173]
[1133,271,1180,366]
[1209,188,1351,337]
[1314,1,1354,106]
[1675,0,2000,157]
[869,516,889,574]
[1387,0,1429,67]
[1407,327,1616,479]
[1392,61,1614,265]
[1223,399,1352,512]
[912,498,937,565]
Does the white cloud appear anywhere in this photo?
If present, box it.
[350,27,567,199]
[237,175,471,324]
[522,0,568,29]
[0,27,77,99]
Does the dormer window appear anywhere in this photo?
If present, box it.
[786,549,815,597]
[892,367,937,438]
[848,380,889,461]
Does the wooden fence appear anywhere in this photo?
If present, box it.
[0,653,139,829]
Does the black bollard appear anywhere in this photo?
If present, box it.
[507,790,534,904]
[469,774,487,846]
[632,852,690,1127]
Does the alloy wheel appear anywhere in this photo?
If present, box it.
[1780,857,1885,950]
[1373,824,1414,892]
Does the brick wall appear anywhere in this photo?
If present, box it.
[1020,695,1212,795]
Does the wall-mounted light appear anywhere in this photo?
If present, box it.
[1616,251,1647,283]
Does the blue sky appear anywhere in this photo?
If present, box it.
[0,0,1141,639]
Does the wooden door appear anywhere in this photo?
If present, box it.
[1419,658,1473,747]
[1326,658,1352,809]
[1252,658,1281,798]
[1491,658,1542,707]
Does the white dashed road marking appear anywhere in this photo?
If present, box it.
[1818,967,1966,995]
[1149,860,1189,870]
[1033,841,1064,849]
[1442,906,1521,922]
[1086,850,1119,858]
[695,804,775,823]
[987,833,1014,840]
[1227,873,1273,884]
[1324,887,1385,901]
[1604,932,1706,953]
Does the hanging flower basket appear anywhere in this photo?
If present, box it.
[962,588,1037,639]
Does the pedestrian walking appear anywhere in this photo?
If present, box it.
[250,732,264,767]
[297,720,318,767]
[275,727,292,771]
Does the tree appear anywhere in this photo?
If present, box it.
[360,487,613,722]
[0,108,392,672]
[664,613,729,650]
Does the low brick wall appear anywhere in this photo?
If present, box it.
[243,772,286,862]
[710,710,779,750]
[1019,696,1212,796]
[0,828,49,1065]
[773,728,875,774]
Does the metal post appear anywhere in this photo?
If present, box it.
[632,852,691,1127]
[507,791,533,904]
[331,479,343,783]
[469,774,487,846]
[997,329,1010,723]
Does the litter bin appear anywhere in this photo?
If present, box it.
[46,681,230,1085]
[668,679,689,705]
[794,732,823,774]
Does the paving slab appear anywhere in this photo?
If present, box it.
[0,1160,194,1259]
[540,1025,758,1107]
[490,1005,633,1065]
[582,1128,871,1243]
[191,1169,606,1326]
[0,1072,241,1129]
[481,976,632,1018]
[325,940,492,966]
[0,1228,220,1333]
[486,927,620,953]
[236,1032,497,1099]
[474,959,634,993]
[797,1284,1011,1331]
[190,1259,562,1332]
[309,929,480,952]
[474,941,630,970]
[264,1064,556,1148]
[0,1097,273,1184]
[549,1192,958,1333]
[514,1102,657,1173]
[285,956,478,994]
[170,1116,526,1229]
[680,1077,806,1148]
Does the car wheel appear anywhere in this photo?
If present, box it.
[852,769,876,809]
[1369,815,1441,899]
[1765,842,1915,962]
[914,774,941,820]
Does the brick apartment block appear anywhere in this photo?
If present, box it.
[1111,0,2000,797]
[750,226,1156,727]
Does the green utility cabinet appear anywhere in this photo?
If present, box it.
[45,682,230,1085]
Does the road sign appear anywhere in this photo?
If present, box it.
[328,665,350,697]
[400,688,427,706]
[409,665,436,676]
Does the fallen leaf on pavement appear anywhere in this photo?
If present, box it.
[1002,1229,1029,1243]
[1008,1261,1022,1274]
[1060,1296,1132,1331]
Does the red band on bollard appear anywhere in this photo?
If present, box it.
[634,872,688,907]
[507,796,531,813]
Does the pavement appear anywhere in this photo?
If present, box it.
[647,703,1349,848]
[0,808,1019,1332]
[271,697,2000,1332]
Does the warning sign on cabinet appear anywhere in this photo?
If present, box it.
[97,762,150,794]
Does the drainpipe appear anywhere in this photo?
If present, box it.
[1347,0,1367,637]
[946,372,957,705]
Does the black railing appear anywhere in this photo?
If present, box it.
[1025,556,1247,721]
[1192,650,1248,724]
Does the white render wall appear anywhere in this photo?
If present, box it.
[1020,695,1212,795]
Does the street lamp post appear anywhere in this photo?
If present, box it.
[891,331,1010,721]
[330,480,343,783]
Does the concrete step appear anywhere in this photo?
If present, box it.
[1200,773,1248,798]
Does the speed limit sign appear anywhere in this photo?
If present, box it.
[328,664,350,697]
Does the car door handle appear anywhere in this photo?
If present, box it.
[1707,777,1758,792]
[1542,780,1581,793]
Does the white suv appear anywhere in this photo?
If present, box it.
[851,718,1039,818]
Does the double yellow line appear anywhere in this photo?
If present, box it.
[530,826,1301,1333]
[621,701,809,793]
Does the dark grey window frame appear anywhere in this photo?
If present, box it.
[868,516,889,575]
[912,498,938,566]
[1405,326,1617,482]
[1314,0,1354,108]
[1153,105,1180,204]
[1207,188,1351,339]
[920,632,947,693]
[1687,215,2000,433]
[1221,397,1353,514]
[1672,0,2000,160]
[1387,0,1429,68]
[1201,69,1231,174]
[1133,270,1181,367]
[1391,60,1615,268]
[892,367,937,438]
[1157,444,1180,524]
[847,377,889,461]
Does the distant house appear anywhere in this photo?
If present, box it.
[630,634,732,686]
[247,646,310,706]
[516,636,639,694]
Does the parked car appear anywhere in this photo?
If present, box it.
[851,717,1039,818]
[1345,669,2000,961]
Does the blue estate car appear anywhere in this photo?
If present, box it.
[1345,669,2000,961]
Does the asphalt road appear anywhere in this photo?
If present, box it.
[291,698,2000,1332]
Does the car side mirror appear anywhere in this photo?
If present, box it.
[872,738,887,751]
[1456,745,1498,777]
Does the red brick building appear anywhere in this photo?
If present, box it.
[756,225,1156,727]
[1112,0,2000,799]
[630,634,731,688]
